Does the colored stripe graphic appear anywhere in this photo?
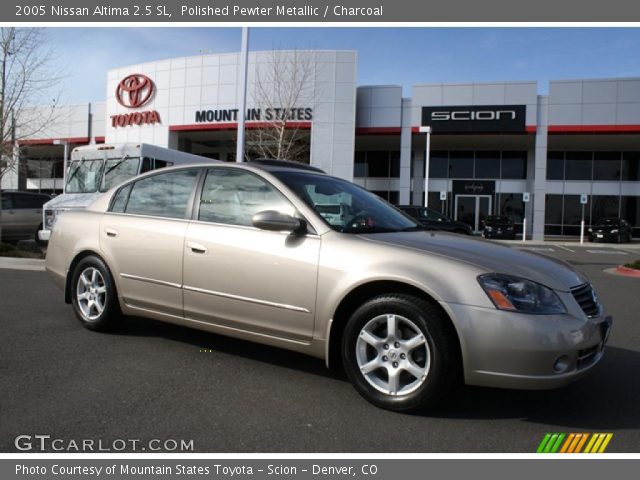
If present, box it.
[537,433,613,453]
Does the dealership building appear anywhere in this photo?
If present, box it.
[3,49,639,239]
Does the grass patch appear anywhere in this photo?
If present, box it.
[0,242,45,259]
[624,259,640,270]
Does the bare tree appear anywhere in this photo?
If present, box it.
[244,49,316,162]
[1,27,63,240]
[1,28,63,183]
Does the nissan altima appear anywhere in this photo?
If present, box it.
[45,162,612,412]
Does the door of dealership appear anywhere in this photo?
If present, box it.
[455,194,492,232]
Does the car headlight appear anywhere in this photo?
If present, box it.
[478,274,566,314]
[610,229,619,234]
[588,228,593,232]
[485,226,493,231]
[44,210,56,229]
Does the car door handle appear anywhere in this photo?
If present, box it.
[187,242,207,254]
[104,228,119,238]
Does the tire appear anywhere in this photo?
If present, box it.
[70,255,121,331]
[341,294,460,412]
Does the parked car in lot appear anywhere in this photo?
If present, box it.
[1,190,51,243]
[482,215,516,240]
[45,162,612,412]
[397,206,473,235]
[588,218,633,243]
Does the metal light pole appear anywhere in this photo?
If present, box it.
[419,126,432,207]
[53,139,69,193]
[236,27,250,163]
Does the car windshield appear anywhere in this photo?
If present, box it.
[65,159,104,193]
[273,170,420,233]
[597,218,619,226]
[487,216,510,223]
[100,157,141,192]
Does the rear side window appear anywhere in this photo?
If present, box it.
[110,184,132,213]
[123,169,199,219]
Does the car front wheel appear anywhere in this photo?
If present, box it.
[342,294,460,412]
[70,256,121,331]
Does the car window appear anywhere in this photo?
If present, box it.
[124,169,199,219]
[110,184,133,213]
[424,209,444,221]
[198,168,295,227]
[1,193,13,210]
[13,194,47,209]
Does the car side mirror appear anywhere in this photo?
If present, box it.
[252,210,306,234]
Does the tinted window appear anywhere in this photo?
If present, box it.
[622,152,640,181]
[475,151,500,179]
[125,169,198,219]
[449,152,474,178]
[354,152,367,177]
[367,151,391,177]
[565,152,592,180]
[14,194,47,209]
[429,151,448,178]
[1,193,14,210]
[547,152,564,180]
[592,195,620,223]
[140,157,153,174]
[501,151,527,179]
[593,152,621,181]
[545,194,563,225]
[563,194,590,226]
[498,193,525,223]
[198,169,294,227]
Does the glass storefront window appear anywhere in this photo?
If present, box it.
[475,151,500,179]
[501,151,527,179]
[354,151,367,177]
[429,151,449,178]
[367,151,391,177]
[547,151,565,180]
[449,151,474,178]
[545,194,563,226]
[591,195,620,223]
[621,196,639,228]
[593,152,621,181]
[497,193,525,223]
[563,194,590,227]
[622,152,640,181]
[565,151,593,180]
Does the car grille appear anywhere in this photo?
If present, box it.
[570,283,600,318]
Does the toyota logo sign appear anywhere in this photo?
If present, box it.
[116,74,154,108]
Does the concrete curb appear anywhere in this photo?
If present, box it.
[615,265,640,277]
[0,257,45,271]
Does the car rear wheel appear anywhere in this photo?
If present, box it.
[342,294,460,412]
[70,256,121,331]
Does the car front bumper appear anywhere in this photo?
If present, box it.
[589,232,619,242]
[444,298,612,390]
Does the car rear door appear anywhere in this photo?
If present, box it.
[100,168,200,317]
[13,194,46,238]
[182,167,320,342]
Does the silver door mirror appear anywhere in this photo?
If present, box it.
[252,210,305,233]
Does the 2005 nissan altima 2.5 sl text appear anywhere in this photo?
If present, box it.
[44,161,613,412]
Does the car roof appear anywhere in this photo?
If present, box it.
[247,159,326,173]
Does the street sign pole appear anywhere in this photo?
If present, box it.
[579,194,588,245]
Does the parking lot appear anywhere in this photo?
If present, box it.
[1,242,639,453]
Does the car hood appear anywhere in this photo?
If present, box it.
[361,231,587,292]
[43,193,104,210]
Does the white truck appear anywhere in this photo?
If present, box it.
[38,143,213,242]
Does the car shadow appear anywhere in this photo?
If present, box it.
[111,317,639,429]
[110,315,341,380]
[427,346,640,430]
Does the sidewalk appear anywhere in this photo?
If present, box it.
[0,257,45,271]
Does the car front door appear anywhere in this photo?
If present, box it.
[100,168,200,317]
[182,167,320,342]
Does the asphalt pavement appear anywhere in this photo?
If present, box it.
[1,245,639,452]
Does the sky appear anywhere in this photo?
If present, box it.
[44,27,640,104]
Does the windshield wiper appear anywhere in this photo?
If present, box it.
[104,158,127,177]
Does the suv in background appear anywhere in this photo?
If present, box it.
[1,191,51,243]
[397,205,473,235]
